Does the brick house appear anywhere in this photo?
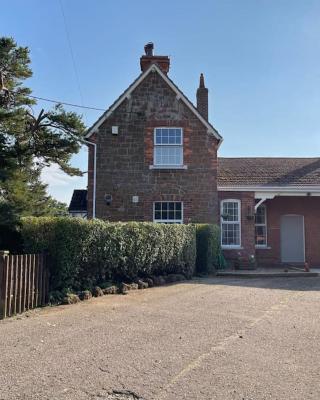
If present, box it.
[82,43,320,267]
[218,158,320,266]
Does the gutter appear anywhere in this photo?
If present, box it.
[218,185,320,192]
[83,139,97,219]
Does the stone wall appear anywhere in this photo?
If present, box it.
[87,71,219,223]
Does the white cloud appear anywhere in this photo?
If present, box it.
[41,164,87,204]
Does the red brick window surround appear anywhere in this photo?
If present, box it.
[151,127,187,169]
[221,199,241,248]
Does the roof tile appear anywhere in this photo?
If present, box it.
[218,158,320,187]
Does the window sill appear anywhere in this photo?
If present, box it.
[255,246,272,249]
[149,165,188,170]
[221,246,243,250]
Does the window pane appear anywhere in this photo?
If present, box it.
[222,201,239,222]
[155,130,162,144]
[255,225,266,245]
[175,210,182,219]
[255,205,266,224]
[155,128,182,145]
[154,146,183,166]
[175,129,182,144]
[154,202,183,223]
[222,223,240,246]
[155,211,161,220]
[154,147,161,164]
[168,135,175,144]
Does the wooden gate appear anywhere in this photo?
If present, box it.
[0,253,49,319]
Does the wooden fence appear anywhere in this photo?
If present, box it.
[0,253,49,319]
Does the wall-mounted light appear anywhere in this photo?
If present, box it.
[104,194,112,205]
[132,196,139,203]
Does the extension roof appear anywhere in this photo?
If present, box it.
[68,189,87,212]
[218,158,320,188]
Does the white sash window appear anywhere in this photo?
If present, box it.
[255,204,267,246]
[154,128,183,166]
[221,199,241,247]
[153,202,183,224]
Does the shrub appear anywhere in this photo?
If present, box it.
[195,224,221,274]
[21,217,196,292]
[0,224,23,253]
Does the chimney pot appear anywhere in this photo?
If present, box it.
[144,42,154,56]
[199,73,205,88]
[140,43,170,74]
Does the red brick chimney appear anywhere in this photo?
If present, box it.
[140,43,170,74]
[196,73,209,120]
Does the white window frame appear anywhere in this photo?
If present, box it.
[153,127,184,168]
[220,199,241,248]
[153,201,183,224]
[255,204,267,247]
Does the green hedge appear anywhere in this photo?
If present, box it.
[195,224,221,274]
[21,217,196,291]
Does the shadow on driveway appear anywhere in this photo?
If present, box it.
[189,275,320,292]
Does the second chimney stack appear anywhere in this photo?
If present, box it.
[196,73,209,120]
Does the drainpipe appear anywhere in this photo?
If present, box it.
[83,139,97,219]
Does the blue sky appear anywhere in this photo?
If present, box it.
[2,0,320,203]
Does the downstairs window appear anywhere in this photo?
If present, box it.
[255,204,267,246]
[153,202,183,224]
[221,199,241,247]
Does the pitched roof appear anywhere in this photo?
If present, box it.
[85,63,222,142]
[218,158,320,187]
[68,189,87,212]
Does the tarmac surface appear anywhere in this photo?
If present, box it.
[1,276,320,400]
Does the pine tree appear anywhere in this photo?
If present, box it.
[0,36,85,244]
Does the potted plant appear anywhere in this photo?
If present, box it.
[234,253,257,270]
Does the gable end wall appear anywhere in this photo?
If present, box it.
[87,71,219,223]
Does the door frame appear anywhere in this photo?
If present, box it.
[280,214,306,263]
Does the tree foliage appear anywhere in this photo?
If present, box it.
[0,37,85,233]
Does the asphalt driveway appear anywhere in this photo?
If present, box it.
[1,276,320,400]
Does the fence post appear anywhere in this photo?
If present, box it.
[0,252,49,318]
[0,251,9,319]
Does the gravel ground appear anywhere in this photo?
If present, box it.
[1,276,320,400]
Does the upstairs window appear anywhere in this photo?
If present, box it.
[221,199,241,247]
[255,204,267,246]
[153,202,183,224]
[154,128,183,166]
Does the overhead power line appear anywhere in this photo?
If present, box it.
[27,94,105,111]
[59,0,85,109]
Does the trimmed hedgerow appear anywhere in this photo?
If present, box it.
[21,217,196,291]
[195,224,221,274]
